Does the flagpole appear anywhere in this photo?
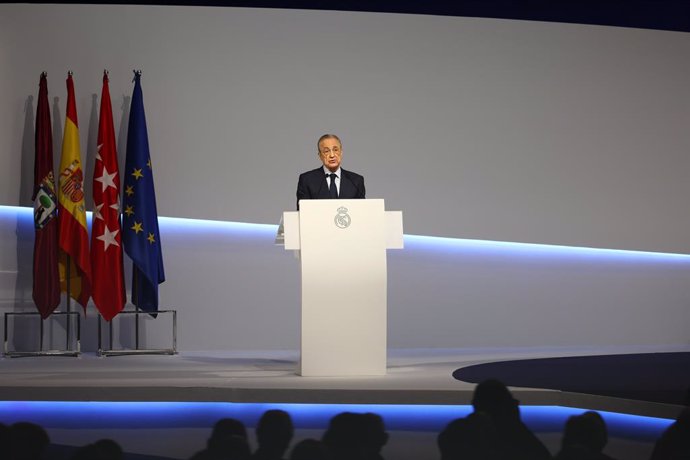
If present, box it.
[134,269,140,350]
[58,69,87,355]
[65,71,73,351]
[122,69,164,353]
[136,305,140,350]
[66,255,71,349]
[132,70,141,352]
[35,70,50,352]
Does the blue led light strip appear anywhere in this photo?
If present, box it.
[0,401,673,442]
[3,204,690,262]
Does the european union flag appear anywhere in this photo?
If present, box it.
[122,71,165,313]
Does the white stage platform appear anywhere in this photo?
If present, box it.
[1,347,684,419]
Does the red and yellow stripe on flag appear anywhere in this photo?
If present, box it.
[57,72,91,310]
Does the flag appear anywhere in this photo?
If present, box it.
[91,71,126,321]
[57,72,91,310]
[32,72,60,319]
[122,71,165,313]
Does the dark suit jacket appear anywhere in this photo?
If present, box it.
[296,167,365,209]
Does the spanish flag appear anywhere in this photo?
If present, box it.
[57,72,91,310]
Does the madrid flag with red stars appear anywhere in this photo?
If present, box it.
[91,71,125,321]
[57,72,91,310]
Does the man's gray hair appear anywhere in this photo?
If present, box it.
[317,134,342,152]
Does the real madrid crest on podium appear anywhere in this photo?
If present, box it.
[334,206,351,229]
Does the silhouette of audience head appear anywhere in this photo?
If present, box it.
[557,411,609,459]
[320,411,388,460]
[360,413,388,459]
[255,409,294,459]
[206,418,250,459]
[650,407,690,460]
[322,412,370,460]
[552,410,618,460]
[437,412,497,460]
[8,422,50,460]
[0,422,8,449]
[471,379,520,422]
[290,439,332,460]
[469,379,552,460]
[94,439,124,460]
[212,418,247,439]
[70,439,123,460]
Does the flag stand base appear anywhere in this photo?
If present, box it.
[97,309,177,357]
[3,311,81,357]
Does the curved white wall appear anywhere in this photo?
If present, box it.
[1,4,690,253]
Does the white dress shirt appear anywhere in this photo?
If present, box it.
[323,166,341,196]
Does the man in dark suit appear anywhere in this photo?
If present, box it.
[296,134,365,209]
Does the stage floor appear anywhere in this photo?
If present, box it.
[1,346,685,419]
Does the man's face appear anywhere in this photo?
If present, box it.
[318,138,342,173]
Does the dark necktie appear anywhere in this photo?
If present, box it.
[328,173,338,198]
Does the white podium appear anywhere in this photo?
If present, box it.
[281,199,403,376]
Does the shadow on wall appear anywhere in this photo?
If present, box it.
[12,96,37,350]
[83,93,98,213]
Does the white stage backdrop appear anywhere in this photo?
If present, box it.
[0,4,689,352]
[1,4,690,253]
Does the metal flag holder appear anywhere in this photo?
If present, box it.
[97,306,177,356]
[4,258,81,357]
[97,253,177,356]
[3,311,81,358]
